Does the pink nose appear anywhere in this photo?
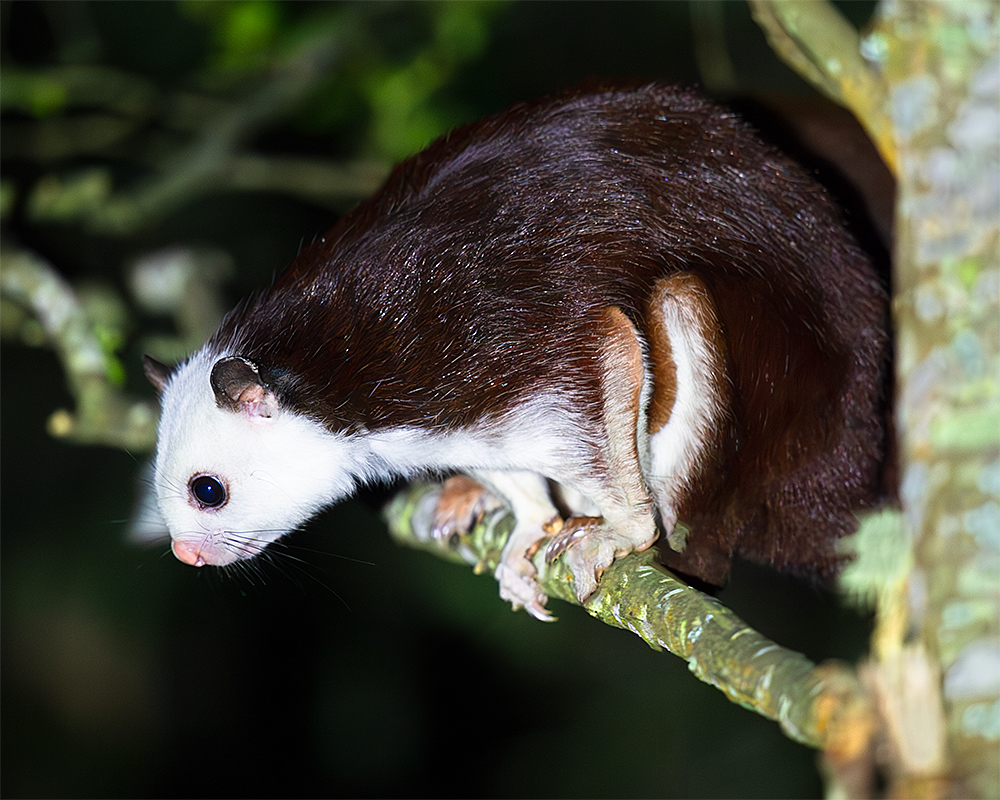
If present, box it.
[172,539,207,567]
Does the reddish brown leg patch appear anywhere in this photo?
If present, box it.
[430,474,502,543]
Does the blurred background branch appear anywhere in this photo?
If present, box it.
[5,24,376,234]
[748,0,896,173]
[0,243,156,448]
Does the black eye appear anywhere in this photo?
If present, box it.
[190,475,227,508]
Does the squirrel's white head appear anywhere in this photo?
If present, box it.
[145,350,356,567]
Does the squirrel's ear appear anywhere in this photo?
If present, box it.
[143,355,172,396]
[210,356,278,418]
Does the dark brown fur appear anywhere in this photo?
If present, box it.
[209,84,891,585]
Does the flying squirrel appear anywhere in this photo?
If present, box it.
[144,84,892,621]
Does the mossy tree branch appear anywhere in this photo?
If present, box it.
[385,481,875,757]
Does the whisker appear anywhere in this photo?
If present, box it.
[258,541,353,611]
[226,556,267,587]
[276,540,377,567]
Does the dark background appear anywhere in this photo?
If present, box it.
[2,2,879,797]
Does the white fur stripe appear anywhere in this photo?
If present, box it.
[643,276,726,507]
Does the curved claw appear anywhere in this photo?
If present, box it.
[521,597,557,623]
[544,516,603,564]
[495,561,555,622]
